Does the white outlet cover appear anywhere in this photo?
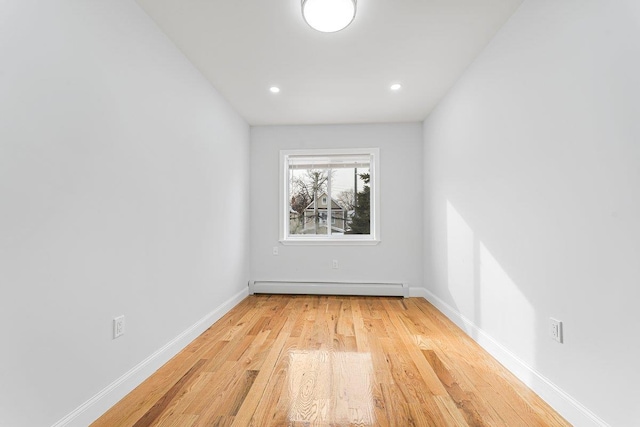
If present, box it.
[114,315,125,339]
[550,318,562,343]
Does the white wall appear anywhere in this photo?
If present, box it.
[0,1,250,426]
[423,0,640,425]
[251,124,423,293]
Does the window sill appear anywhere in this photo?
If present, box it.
[280,238,381,246]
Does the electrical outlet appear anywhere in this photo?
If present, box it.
[272,246,279,256]
[550,318,562,343]
[332,259,339,269]
[114,315,125,339]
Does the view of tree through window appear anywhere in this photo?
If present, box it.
[287,155,371,237]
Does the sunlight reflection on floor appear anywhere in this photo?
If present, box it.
[287,350,375,425]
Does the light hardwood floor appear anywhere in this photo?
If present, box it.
[92,295,570,426]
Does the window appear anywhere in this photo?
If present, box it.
[280,148,380,244]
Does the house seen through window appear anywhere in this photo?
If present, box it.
[280,148,379,244]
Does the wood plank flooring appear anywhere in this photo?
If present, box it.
[92,295,570,426]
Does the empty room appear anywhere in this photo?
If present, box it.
[1,0,638,426]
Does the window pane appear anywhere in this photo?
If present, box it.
[333,167,370,235]
[289,168,329,236]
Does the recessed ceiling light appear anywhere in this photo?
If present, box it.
[270,86,280,93]
[302,0,357,33]
[390,83,402,91]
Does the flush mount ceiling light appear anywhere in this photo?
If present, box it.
[270,86,281,93]
[302,0,357,33]
[390,83,402,91]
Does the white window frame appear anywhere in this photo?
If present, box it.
[279,148,380,245]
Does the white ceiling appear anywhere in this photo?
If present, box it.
[135,0,523,125]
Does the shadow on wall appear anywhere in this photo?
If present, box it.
[444,200,536,385]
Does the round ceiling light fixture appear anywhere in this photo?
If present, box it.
[302,0,357,33]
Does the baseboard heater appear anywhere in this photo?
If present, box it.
[248,280,409,298]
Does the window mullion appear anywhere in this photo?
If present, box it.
[326,168,331,236]
[286,160,291,236]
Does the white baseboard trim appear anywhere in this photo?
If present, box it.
[408,286,429,298]
[51,287,249,427]
[422,289,609,427]
[249,280,409,298]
